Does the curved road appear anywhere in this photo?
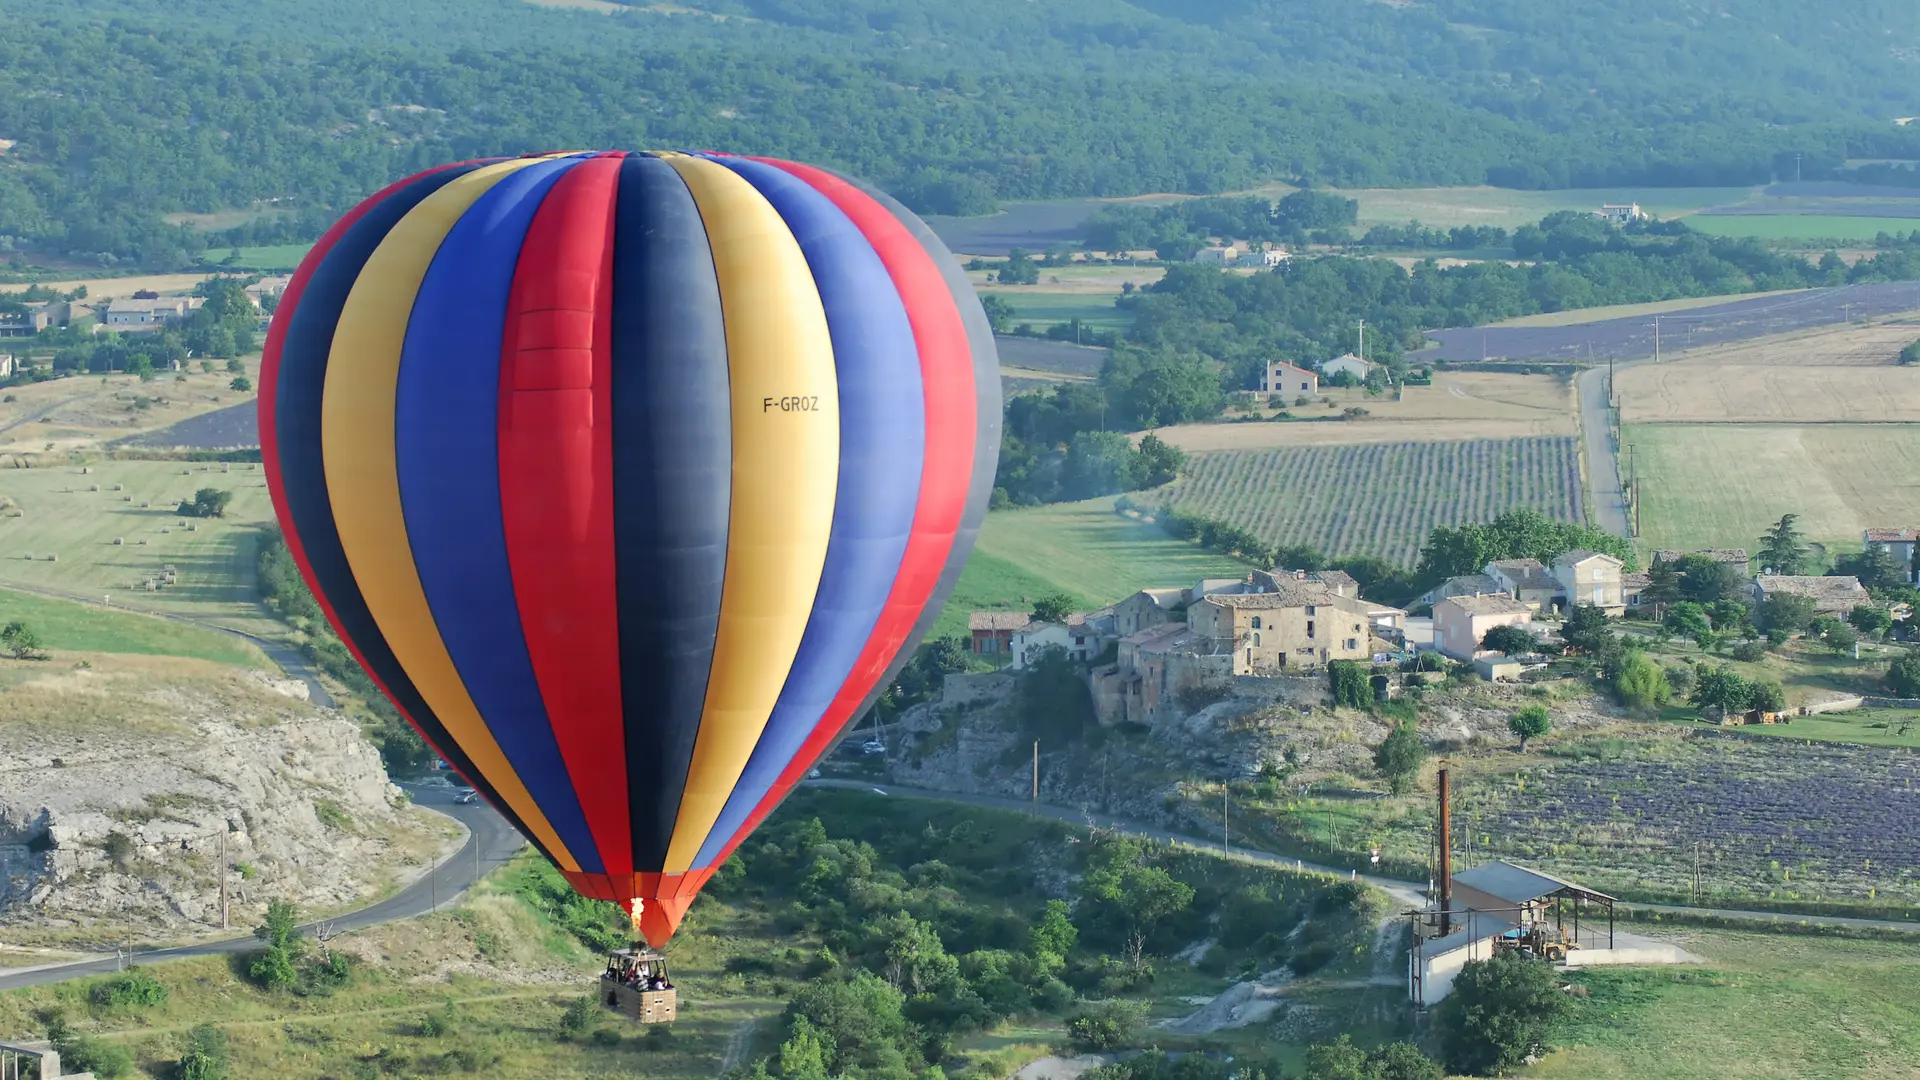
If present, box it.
[0,785,523,992]
[8,777,1917,994]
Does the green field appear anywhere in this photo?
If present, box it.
[0,459,280,635]
[1692,706,1920,750]
[1539,932,1920,1080]
[0,586,267,666]
[1315,185,1758,230]
[1157,438,1582,565]
[1627,424,1920,555]
[935,500,1249,629]
[1684,215,1920,241]
[979,290,1133,333]
[205,243,312,270]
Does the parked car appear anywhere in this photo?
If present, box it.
[453,788,478,804]
[860,739,886,756]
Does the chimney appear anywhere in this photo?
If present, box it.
[1438,766,1453,937]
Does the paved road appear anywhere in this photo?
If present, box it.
[808,779,1920,932]
[0,786,523,992]
[1574,365,1628,539]
[0,581,335,708]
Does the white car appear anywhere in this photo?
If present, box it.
[453,788,478,805]
[860,739,887,756]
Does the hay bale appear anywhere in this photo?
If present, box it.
[80,466,90,475]
[186,523,197,531]
[88,484,99,492]
[112,483,123,491]
[112,537,123,545]
[141,501,151,508]
[45,553,56,562]
[160,527,171,534]
[138,538,148,546]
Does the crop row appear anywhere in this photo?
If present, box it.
[1158,437,1583,565]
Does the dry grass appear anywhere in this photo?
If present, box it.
[0,274,222,300]
[1152,417,1569,451]
[0,362,260,455]
[1615,322,1920,422]
[1490,288,1813,328]
[1627,423,1920,551]
[966,264,1167,294]
[1156,372,1575,450]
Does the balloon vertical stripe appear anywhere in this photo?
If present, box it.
[321,158,586,872]
[263,150,999,947]
[268,160,567,867]
[657,152,840,876]
[496,155,633,890]
[396,155,602,866]
[686,154,926,868]
[606,155,732,874]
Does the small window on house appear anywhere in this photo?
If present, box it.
[1344,638,1357,650]
[1251,616,1263,630]
[1306,620,1316,638]
[1252,632,1262,647]
[1306,606,1317,616]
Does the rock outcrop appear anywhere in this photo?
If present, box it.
[0,657,455,945]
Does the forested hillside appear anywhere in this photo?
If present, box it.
[0,0,1916,266]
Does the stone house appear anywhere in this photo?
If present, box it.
[1255,566,1360,598]
[968,611,1030,657]
[1752,575,1870,617]
[1010,612,1109,669]
[1433,594,1533,661]
[1552,550,1625,612]
[1863,529,1919,582]
[1186,586,1374,674]
[1114,587,1187,637]
[1485,558,1561,610]
[1652,548,1751,577]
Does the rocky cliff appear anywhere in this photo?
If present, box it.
[0,654,459,947]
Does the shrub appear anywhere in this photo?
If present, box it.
[1889,653,1920,697]
[1508,705,1551,750]
[176,1023,232,1080]
[1067,999,1147,1051]
[590,1027,622,1047]
[90,969,168,1009]
[1373,719,1426,794]
[102,831,135,870]
[1727,640,1766,662]
[1436,952,1567,1075]
[1612,653,1671,711]
[47,1015,135,1080]
[558,995,597,1039]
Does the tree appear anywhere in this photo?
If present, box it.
[176,1023,232,1080]
[1062,430,1140,500]
[1067,1000,1146,1052]
[1133,433,1185,487]
[0,620,46,660]
[250,898,304,990]
[1690,664,1753,717]
[1435,952,1567,1076]
[178,487,234,518]
[1822,622,1859,654]
[997,249,1040,286]
[1016,645,1095,741]
[980,294,1017,333]
[1833,548,1908,591]
[1758,514,1809,575]
[1507,705,1551,751]
[1373,719,1427,795]
[1756,592,1817,635]
[1671,555,1745,604]
[1902,341,1920,366]
[1888,652,1920,698]
[1638,559,1683,615]
[1851,604,1894,640]
[1329,660,1372,709]
[1748,679,1786,714]
[1480,623,1536,656]
[1031,593,1075,625]
[229,375,252,391]
[1613,653,1672,711]
[1560,604,1614,655]
[1078,837,1195,963]
[1027,899,1078,968]
[225,355,246,374]
[1662,602,1713,647]
[1363,1042,1444,1080]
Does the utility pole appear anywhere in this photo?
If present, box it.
[1795,152,1803,183]
[1031,740,1039,804]
[1357,319,1365,364]
[1437,767,1453,938]
[219,827,229,931]
[1222,785,1230,858]
[431,851,438,912]
[1653,316,1662,363]
[1844,303,1853,325]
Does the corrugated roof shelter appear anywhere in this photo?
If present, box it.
[1452,861,1615,907]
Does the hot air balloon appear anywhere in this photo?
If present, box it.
[258,152,1001,968]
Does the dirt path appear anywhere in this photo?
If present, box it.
[719,1016,757,1075]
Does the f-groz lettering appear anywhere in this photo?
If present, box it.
[762,395,820,413]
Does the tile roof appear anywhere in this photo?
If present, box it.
[1122,623,1189,649]
[968,611,1032,631]
[1653,548,1749,566]
[1754,575,1868,602]
[1129,587,1187,609]
[1437,593,1533,617]
[1202,583,1339,609]
[1488,558,1557,591]
[1864,528,1920,543]
[1552,549,1623,568]
[1429,573,1504,598]
[1621,571,1652,590]
[1268,361,1315,376]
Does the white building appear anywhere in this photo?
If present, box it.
[1192,245,1240,266]
[1259,248,1290,267]
[1320,353,1372,381]
[103,296,203,329]
[1596,203,1645,225]
[1261,361,1318,396]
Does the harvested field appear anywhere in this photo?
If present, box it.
[0,365,259,454]
[1619,367,1920,423]
[1155,437,1582,564]
[1333,185,1755,229]
[1151,418,1567,451]
[966,264,1165,293]
[0,459,279,635]
[1155,372,1574,451]
[0,273,216,300]
[1627,423,1920,552]
[1490,289,1811,328]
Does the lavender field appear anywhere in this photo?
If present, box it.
[1154,436,1583,564]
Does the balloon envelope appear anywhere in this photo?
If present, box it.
[259,151,1000,945]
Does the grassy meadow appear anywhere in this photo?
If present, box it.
[965,499,1251,608]
[1684,215,1920,241]
[1626,423,1920,555]
[0,585,268,667]
[0,458,280,635]
[1326,185,1757,230]
[982,290,1133,333]
[1540,932,1920,1080]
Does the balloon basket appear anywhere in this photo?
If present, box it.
[600,945,677,1024]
